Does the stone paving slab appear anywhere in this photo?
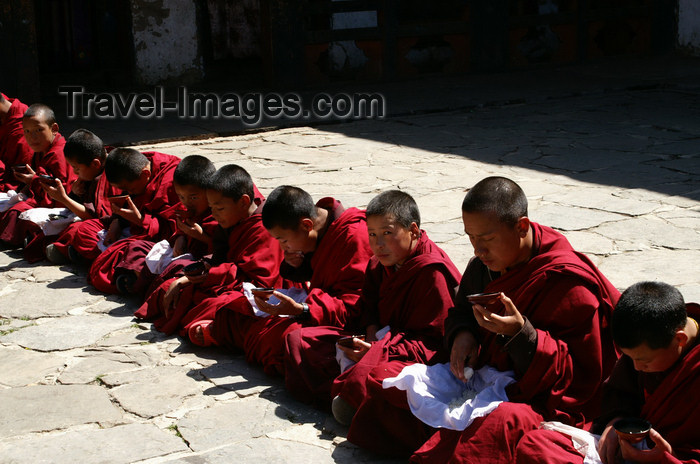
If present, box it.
[0,314,133,351]
[0,385,123,438]
[0,423,189,464]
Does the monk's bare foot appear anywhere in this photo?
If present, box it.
[192,325,205,345]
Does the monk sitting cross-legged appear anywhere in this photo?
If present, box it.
[515,281,700,464]
[283,190,461,423]
[135,164,283,341]
[346,176,621,462]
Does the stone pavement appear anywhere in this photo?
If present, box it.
[1,58,699,463]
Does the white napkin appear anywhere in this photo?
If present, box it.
[382,363,515,431]
[18,207,78,235]
[241,282,308,317]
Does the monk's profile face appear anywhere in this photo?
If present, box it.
[175,183,209,216]
[111,167,151,195]
[206,189,246,229]
[462,210,530,273]
[67,158,102,182]
[367,213,419,267]
[267,220,316,254]
[620,339,682,373]
[22,114,57,153]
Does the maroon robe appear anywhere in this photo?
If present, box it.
[0,94,33,192]
[284,232,461,409]
[347,222,621,459]
[83,152,180,292]
[516,303,700,464]
[134,207,283,336]
[0,133,73,246]
[210,198,373,376]
[48,172,121,260]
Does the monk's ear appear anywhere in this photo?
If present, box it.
[676,328,690,348]
[299,217,314,233]
[239,194,252,209]
[50,122,59,135]
[409,222,420,238]
[139,166,152,183]
[90,158,102,170]
[516,217,530,237]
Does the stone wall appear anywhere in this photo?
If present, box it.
[679,0,700,55]
[130,0,203,84]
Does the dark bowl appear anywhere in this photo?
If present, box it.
[183,261,206,277]
[467,292,504,314]
[614,418,651,443]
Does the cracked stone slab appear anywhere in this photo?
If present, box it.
[103,366,204,418]
[0,314,133,351]
[531,203,626,231]
[0,279,107,319]
[162,437,334,463]
[58,356,140,385]
[542,189,660,217]
[199,359,283,397]
[0,385,122,438]
[0,346,66,387]
[0,423,189,464]
[593,216,700,251]
[598,249,700,291]
[177,397,295,452]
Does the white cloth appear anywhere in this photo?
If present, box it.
[96,227,131,252]
[540,421,602,464]
[18,207,78,236]
[241,282,308,317]
[382,362,515,431]
[335,325,391,373]
[143,239,194,274]
[539,421,650,464]
[0,190,24,213]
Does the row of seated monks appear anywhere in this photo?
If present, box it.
[1,92,698,463]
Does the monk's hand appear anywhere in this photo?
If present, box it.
[472,292,524,337]
[337,337,372,363]
[619,428,672,463]
[172,235,187,257]
[597,420,621,464]
[14,165,35,184]
[283,250,305,268]
[41,177,68,203]
[70,179,86,196]
[450,330,479,382]
[162,276,189,318]
[177,218,206,242]
[254,291,302,317]
[111,196,142,225]
[104,219,122,246]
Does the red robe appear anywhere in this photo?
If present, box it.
[134,207,283,336]
[210,198,373,375]
[83,152,180,292]
[347,222,621,459]
[516,303,700,464]
[283,232,461,409]
[0,133,73,246]
[0,95,33,192]
[49,172,121,260]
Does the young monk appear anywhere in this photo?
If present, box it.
[201,185,373,376]
[515,281,700,464]
[0,104,73,248]
[32,129,120,263]
[0,92,33,192]
[346,176,621,460]
[135,164,283,338]
[111,154,217,295]
[77,148,180,292]
[283,190,461,420]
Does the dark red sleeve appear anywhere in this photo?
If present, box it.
[306,225,372,328]
[386,267,455,363]
[508,278,614,425]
